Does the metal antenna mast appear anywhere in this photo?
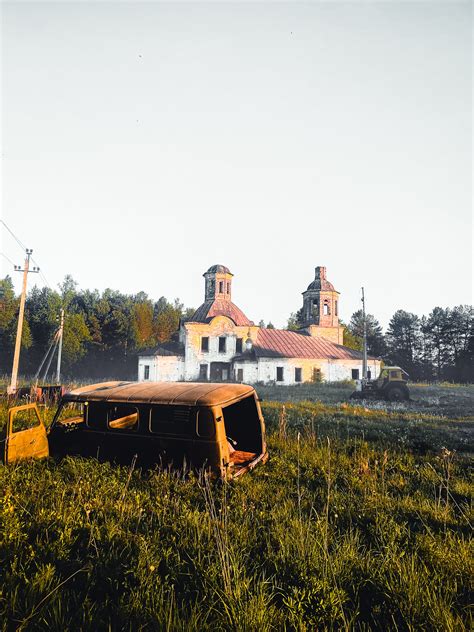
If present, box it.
[9,248,39,393]
[361,286,368,381]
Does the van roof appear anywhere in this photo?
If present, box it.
[63,381,256,406]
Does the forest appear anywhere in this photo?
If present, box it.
[1,275,472,382]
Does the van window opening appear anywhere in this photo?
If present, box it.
[54,402,85,426]
[196,409,215,438]
[107,405,139,431]
[222,395,262,458]
[11,407,41,433]
[85,402,138,431]
[149,405,195,436]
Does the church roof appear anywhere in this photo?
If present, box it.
[254,329,365,360]
[205,264,232,275]
[190,299,253,326]
[306,278,337,292]
[138,341,185,357]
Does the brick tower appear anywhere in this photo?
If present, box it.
[301,266,344,344]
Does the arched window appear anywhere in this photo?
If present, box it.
[323,301,330,315]
[335,300,338,316]
[219,281,224,293]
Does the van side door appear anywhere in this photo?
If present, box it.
[5,403,49,464]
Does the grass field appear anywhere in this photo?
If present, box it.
[0,383,473,631]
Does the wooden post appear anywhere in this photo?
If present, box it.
[8,249,39,394]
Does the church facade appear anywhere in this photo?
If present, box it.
[138,265,381,385]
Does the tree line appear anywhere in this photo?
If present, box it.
[0,275,194,381]
[288,306,473,382]
[1,274,472,383]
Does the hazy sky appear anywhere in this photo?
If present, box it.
[1,1,472,329]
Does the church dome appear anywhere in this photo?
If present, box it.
[306,278,336,292]
[205,264,232,275]
[305,266,337,292]
[190,300,253,326]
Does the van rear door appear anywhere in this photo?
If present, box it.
[4,404,49,464]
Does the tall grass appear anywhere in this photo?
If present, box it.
[0,388,473,631]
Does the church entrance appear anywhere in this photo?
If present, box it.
[210,362,231,382]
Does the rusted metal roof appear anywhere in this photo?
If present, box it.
[190,299,253,326]
[306,279,337,292]
[65,381,256,406]
[138,341,185,358]
[254,329,365,360]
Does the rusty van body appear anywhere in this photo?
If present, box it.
[4,381,268,478]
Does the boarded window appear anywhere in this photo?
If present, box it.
[199,364,208,380]
[219,337,226,353]
[144,365,150,380]
[276,367,284,382]
[149,405,195,436]
[312,368,322,383]
[201,337,209,352]
[236,338,243,354]
[295,368,302,382]
[237,368,243,382]
[352,369,359,380]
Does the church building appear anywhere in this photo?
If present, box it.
[138,265,381,384]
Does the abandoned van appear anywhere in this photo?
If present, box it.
[4,382,268,478]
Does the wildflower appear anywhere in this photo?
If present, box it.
[149,565,155,571]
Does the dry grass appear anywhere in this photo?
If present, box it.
[0,384,473,631]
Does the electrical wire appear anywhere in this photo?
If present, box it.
[0,219,26,251]
[42,335,60,383]
[0,252,15,267]
[0,220,54,291]
[34,329,60,381]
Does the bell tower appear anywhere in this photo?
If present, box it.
[301,266,343,344]
[203,265,233,301]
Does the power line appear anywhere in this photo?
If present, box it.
[0,251,15,267]
[0,219,26,251]
[32,261,53,291]
[1,220,54,291]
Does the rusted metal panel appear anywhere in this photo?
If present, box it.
[4,403,49,464]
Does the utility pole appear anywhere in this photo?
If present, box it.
[361,286,368,381]
[56,308,64,383]
[8,249,39,393]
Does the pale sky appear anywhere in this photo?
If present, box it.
[1,1,472,329]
